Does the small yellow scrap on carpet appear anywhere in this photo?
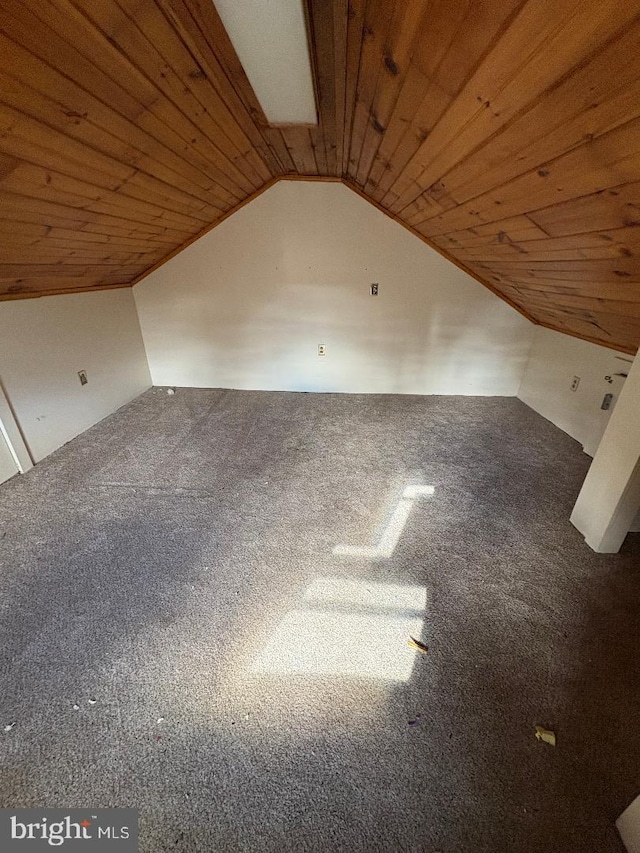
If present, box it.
[408,637,428,654]
[535,725,557,746]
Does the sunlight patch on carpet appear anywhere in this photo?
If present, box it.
[252,578,427,681]
[333,485,434,559]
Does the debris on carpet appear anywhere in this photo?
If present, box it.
[534,725,557,746]
[408,637,428,654]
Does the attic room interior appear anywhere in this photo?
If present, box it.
[1,0,640,849]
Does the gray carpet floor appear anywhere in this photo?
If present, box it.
[1,388,639,852]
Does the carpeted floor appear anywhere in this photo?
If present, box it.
[1,388,639,852]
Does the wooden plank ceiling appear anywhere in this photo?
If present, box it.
[1,0,639,353]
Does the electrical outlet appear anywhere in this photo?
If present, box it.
[318,344,326,356]
[370,283,379,296]
[570,376,580,391]
[78,370,88,386]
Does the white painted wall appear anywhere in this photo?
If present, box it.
[0,382,32,474]
[518,326,634,457]
[571,348,640,552]
[134,181,534,396]
[0,289,151,462]
[0,430,18,485]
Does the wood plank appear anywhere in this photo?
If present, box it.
[355,0,428,188]
[490,268,640,289]
[535,320,637,353]
[384,0,639,214]
[6,230,174,252]
[0,248,156,264]
[527,183,640,236]
[528,307,640,342]
[504,291,640,320]
[171,0,289,172]
[341,0,366,175]
[0,191,193,242]
[492,279,640,303]
[65,0,266,188]
[367,0,521,198]
[364,0,471,194]
[13,0,258,196]
[0,77,234,215]
[0,263,150,276]
[0,222,56,243]
[436,215,550,248]
[308,0,337,175]
[413,118,640,237]
[0,37,242,207]
[262,128,297,176]
[346,0,397,182]
[0,282,131,300]
[426,19,640,211]
[0,263,149,295]
[470,257,640,281]
[309,126,328,176]
[0,107,225,222]
[116,0,272,183]
[281,127,318,175]
[401,192,447,227]
[331,0,348,176]
[1,163,202,232]
[525,304,639,330]
[448,227,640,263]
[112,0,271,186]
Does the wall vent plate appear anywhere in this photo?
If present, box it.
[78,370,88,386]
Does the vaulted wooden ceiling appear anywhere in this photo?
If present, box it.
[1,0,639,353]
